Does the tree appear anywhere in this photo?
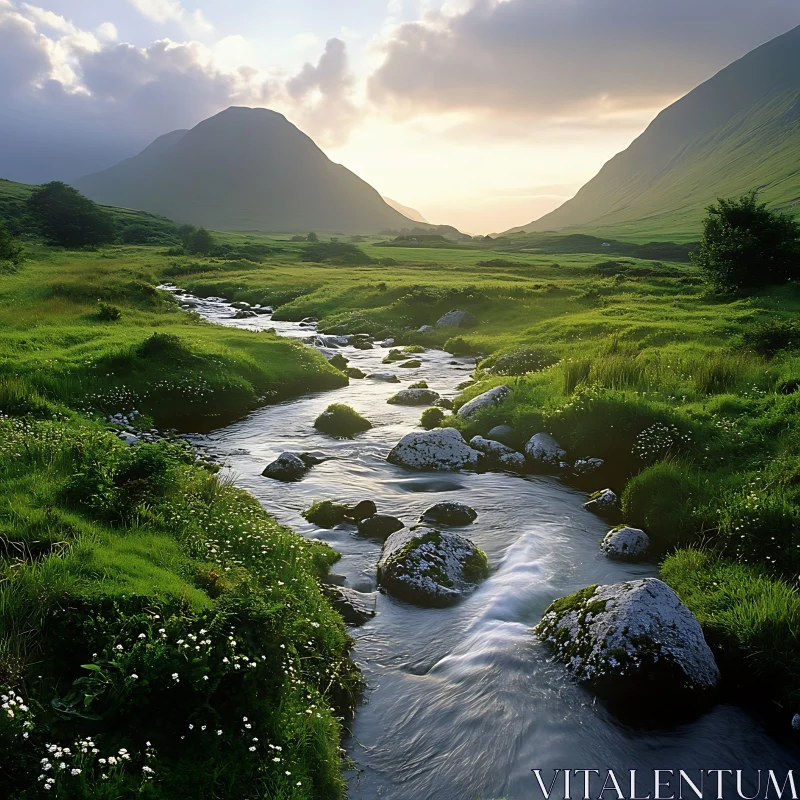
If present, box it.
[306,232,319,243]
[26,182,116,248]
[187,227,215,255]
[693,191,800,292]
[0,221,23,268]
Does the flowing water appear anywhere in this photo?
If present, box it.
[175,291,799,800]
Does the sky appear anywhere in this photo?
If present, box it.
[1,1,799,233]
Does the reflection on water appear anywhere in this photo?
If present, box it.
[179,292,799,800]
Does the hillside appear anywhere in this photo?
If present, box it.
[383,197,429,223]
[510,25,800,241]
[73,107,421,234]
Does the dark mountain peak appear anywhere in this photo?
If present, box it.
[73,108,423,234]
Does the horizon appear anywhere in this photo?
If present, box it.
[1,1,800,233]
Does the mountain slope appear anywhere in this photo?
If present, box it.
[511,25,800,241]
[74,107,420,234]
[383,197,429,224]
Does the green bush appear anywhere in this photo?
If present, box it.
[0,221,23,268]
[301,242,372,265]
[420,407,446,429]
[27,182,115,248]
[692,191,800,292]
[662,548,800,704]
[622,461,707,551]
[96,302,122,321]
[314,404,372,437]
[738,319,800,357]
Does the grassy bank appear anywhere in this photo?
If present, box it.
[0,413,359,798]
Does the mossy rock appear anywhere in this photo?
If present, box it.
[408,380,428,389]
[303,500,348,528]
[382,349,412,364]
[398,360,422,369]
[403,345,425,354]
[314,404,372,437]
[329,353,349,371]
[344,367,366,379]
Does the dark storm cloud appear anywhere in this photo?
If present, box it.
[369,0,800,116]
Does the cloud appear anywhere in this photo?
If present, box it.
[369,0,800,119]
[127,0,213,35]
[286,38,361,145]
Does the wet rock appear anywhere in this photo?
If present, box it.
[436,309,478,328]
[233,309,258,319]
[536,578,719,702]
[387,388,441,406]
[457,385,512,419]
[377,527,489,607]
[525,433,567,466]
[792,714,800,731]
[351,339,373,350]
[601,526,650,561]
[381,338,396,347]
[297,452,328,467]
[344,367,366,379]
[324,585,376,626]
[468,435,526,471]
[314,404,371,437]
[584,489,617,515]
[487,424,516,446]
[368,372,401,383]
[417,325,435,334]
[398,359,422,368]
[574,457,605,476]
[388,428,481,471]
[231,301,251,309]
[315,335,349,348]
[303,500,348,528]
[357,515,405,539]
[300,317,318,325]
[117,431,139,445]
[346,500,378,521]
[382,349,411,364]
[420,501,477,526]
[262,452,308,481]
[327,353,349,371]
[434,398,454,410]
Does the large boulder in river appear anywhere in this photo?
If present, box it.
[601,526,650,561]
[387,388,441,406]
[368,372,401,383]
[262,452,308,482]
[456,385,512,419]
[314,404,371,437]
[377,527,489,606]
[420,501,477,526]
[525,433,566,466]
[536,579,719,702]
[388,428,481,471]
[469,436,526,471]
[584,489,617,515]
[437,309,477,328]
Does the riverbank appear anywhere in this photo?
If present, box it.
[0,244,358,798]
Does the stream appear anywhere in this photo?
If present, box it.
[173,290,799,800]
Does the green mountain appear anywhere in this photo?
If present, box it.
[511,25,800,242]
[73,107,421,234]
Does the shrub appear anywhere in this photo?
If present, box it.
[136,333,190,360]
[27,182,116,248]
[96,302,122,321]
[186,227,215,256]
[692,191,800,292]
[0,221,23,268]
[481,346,559,376]
[662,548,800,704]
[314,404,372,437]
[301,242,372,265]
[738,318,800,357]
[420,407,446,429]
[622,461,707,551]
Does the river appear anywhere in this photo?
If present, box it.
[174,290,799,800]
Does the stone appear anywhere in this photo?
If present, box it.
[584,489,617,515]
[574,457,605,476]
[368,372,401,382]
[388,428,482,471]
[324,586,376,626]
[351,339,373,350]
[487,424,516,447]
[420,501,477,526]
[344,367,366,379]
[117,431,139,445]
[434,398,454,410]
[357,515,405,539]
[457,385,512,419]
[525,433,567,466]
[387,388,441,406]
[327,353,349,371]
[436,309,478,328]
[262,452,308,481]
[601,526,650,560]
[377,527,489,606]
[398,359,421,368]
[230,301,251,309]
[345,500,378,521]
[536,578,720,701]
[417,325,435,334]
[792,714,800,731]
[468,435,526,471]
[233,309,258,318]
